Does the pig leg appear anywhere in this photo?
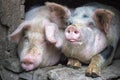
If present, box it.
[67,58,81,68]
[85,45,113,78]
[85,54,102,77]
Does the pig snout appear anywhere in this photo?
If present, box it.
[21,56,36,71]
[65,25,80,42]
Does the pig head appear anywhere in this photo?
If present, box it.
[9,2,70,71]
[9,19,60,71]
[64,3,120,63]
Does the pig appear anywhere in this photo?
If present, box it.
[63,3,120,77]
[47,2,120,77]
[8,2,70,71]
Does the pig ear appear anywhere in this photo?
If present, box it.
[93,9,114,33]
[8,21,31,43]
[45,2,71,19]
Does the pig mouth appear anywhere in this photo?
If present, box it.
[67,39,83,45]
[68,39,77,42]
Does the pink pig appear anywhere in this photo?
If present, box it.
[9,2,70,71]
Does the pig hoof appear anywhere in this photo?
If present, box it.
[85,72,100,78]
[67,59,73,66]
[67,58,81,68]
[74,61,81,67]
[85,65,101,78]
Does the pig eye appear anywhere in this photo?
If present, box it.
[74,30,79,34]
[87,22,94,27]
[83,14,88,18]
[66,21,72,26]
[24,36,29,42]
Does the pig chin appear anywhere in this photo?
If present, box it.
[67,39,84,46]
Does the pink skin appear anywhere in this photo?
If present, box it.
[20,42,45,71]
[21,56,35,71]
[65,25,80,42]
[9,2,71,71]
[63,21,108,63]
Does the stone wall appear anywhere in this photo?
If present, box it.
[0,0,25,61]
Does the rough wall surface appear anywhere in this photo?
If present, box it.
[0,0,25,60]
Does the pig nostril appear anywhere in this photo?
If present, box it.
[74,30,79,34]
[22,61,33,66]
[67,30,70,33]
[21,59,34,66]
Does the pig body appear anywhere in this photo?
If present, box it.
[9,2,70,71]
[62,3,120,77]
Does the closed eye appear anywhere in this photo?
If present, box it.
[66,21,72,26]
[72,13,77,17]
[83,14,88,18]
[87,22,95,28]
[24,36,29,42]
